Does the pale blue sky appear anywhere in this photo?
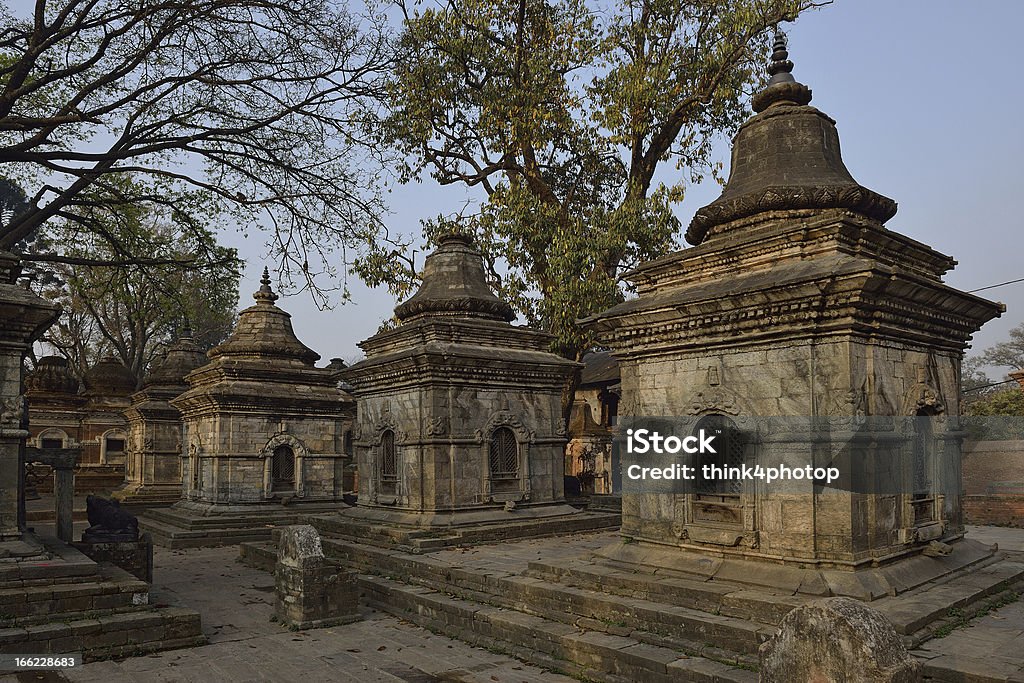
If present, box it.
[229,0,1024,367]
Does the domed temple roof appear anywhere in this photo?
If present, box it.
[207,268,320,365]
[394,234,515,323]
[25,355,79,395]
[143,330,208,388]
[685,33,898,246]
[83,356,136,396]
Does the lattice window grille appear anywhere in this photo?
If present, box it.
[489,427,519,479]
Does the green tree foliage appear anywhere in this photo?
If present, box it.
[980,323,1024,373]
[961,322,1024,409]
[367,0,827,360]
[964,387,1024,441]
[0,0,395,298]
[966,388,1024,417]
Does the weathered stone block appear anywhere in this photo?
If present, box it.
[274,525,360,629]
[759,597,921,682]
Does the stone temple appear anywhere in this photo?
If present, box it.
[310,234,618,550]
[582,35,1005,591]
[138,270,356,547]
[112,330,207,506]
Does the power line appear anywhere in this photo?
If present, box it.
[963,378,1017,393]
[968,276,1024,294]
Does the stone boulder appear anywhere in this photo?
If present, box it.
[759,597,921,682]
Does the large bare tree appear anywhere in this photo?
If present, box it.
[0,0,395,298]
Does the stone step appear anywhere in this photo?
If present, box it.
[309,511,620,553]
[528,557,809,625]
[361,574,758,683]
[875,559,1024,644]
[0,568,149,624]
[139,516,276,548]
[139,507,285,529]
[318,537,773,656]
[0,606,205,662]
[238,540,277,572]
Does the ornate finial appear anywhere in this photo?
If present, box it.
[766,31,795,84]
[751,29,812,113]
[254,266,279,304]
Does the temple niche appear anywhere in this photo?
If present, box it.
[138,270,356,547]
[112,331,207,506]
[320,234,616,548]
[583,36,1004,576]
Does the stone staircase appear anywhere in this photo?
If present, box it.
[138,505,307,548]
[240,534,763,682]
[0,535,204,662]
[241,528,1024,682]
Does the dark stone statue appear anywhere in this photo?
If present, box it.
[82,495,139,542]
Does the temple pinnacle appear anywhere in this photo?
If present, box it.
[766,31,795,84]
[255,266,279,304]
[751,30,812,113]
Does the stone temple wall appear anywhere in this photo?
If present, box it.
[186,411,349,504]
[615,336,966,563]
[355,387,565,510]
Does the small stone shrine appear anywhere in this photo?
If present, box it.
[112,330,206,505]
[314,234,617,549]
[583,35,1006,592]
[137,270,356,547]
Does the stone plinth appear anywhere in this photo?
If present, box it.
[139,270,355,547]
[274,525,359,629]
[113,332,206,506]
[72,533,154,583]
[319,235,618,546]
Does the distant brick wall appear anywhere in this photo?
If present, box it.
[964,496,1024,527]
[963,440,1024,526]
[963,440,1024,494]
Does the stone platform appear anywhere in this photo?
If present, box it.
[306,506,621,553]
[0,534,204,663]
[110,483,184,507]
[138,501,349,548]
[240,529,1024,682]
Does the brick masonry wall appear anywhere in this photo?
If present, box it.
[963,440,1024,526]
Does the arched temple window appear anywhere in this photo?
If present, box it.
[694,414,744,499]
[272,445,296,493]
[489,426,520,493]
[101,430,127,464]
[379,430,397,495]
[38,429,67,450]
[911,406,939,525]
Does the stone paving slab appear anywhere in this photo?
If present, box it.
[0,545,574,683]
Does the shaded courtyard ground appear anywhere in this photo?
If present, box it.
[5,525,1024,682]
[1,541,575,683]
